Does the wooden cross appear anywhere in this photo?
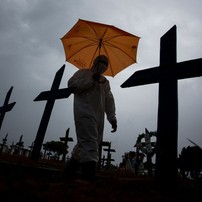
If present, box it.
[30,65,73,161]
[15,135,24,155]
[121,25,202,191]
[28,142,34,157]
[2,133,8,145]
[98,141,110,169]
[9,141,18,155]
[0,133,8,152]
[0,86,16,129]
[101,155,115,168]
[103,142,116,169]
[60,128,74,161]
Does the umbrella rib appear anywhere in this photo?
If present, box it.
[101,38,138,77]
[66,40,99,60]
[65,36,98,42]
[104,41,137,61]
[62,19,140,77]
[85,21,101,40]
[103,34,139,41]
[85,21,109,52]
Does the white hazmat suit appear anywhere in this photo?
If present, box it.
[68,55,117,164]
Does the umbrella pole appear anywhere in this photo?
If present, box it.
[98,39,102,56]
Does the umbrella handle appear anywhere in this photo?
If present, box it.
[98,38,102,56]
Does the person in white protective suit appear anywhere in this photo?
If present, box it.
[62,55,117,180]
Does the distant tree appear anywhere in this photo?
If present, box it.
[44,141,67,160]
[178,146,202,180]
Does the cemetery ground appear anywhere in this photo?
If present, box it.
[0,153,202,202]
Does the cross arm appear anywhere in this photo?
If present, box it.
[0,102,16,113]
[100,141,111,147]
[121,58,202,88]
[103,149,116,152]
[34,87,75,101]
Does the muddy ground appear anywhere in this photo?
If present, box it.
[0,154,201,202]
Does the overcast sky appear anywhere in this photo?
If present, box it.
[0,0,202,164]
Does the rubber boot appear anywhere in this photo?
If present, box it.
[60,157,80,180]
[81,161,97,181]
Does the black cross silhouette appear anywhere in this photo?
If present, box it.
[30,65,73,161]
[121,25,202,191]
[2,133,8,145]
[103,142,116,169]
[15,134,24,154]
[0,86,16,129]
[98,141,110,169]
[60,128,74,161]
[0,133,8,152]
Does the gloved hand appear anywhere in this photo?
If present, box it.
[110,120,117,133]
[92,73,101,81]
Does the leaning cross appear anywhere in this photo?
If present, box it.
[30,65,73,161]
[121,25,202,191]
[0,86,16,129]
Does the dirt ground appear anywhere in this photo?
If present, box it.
[0,154,202,202]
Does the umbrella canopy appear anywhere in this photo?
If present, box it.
[61,19,140,77]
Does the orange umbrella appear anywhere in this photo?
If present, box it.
[61,19,140,77]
